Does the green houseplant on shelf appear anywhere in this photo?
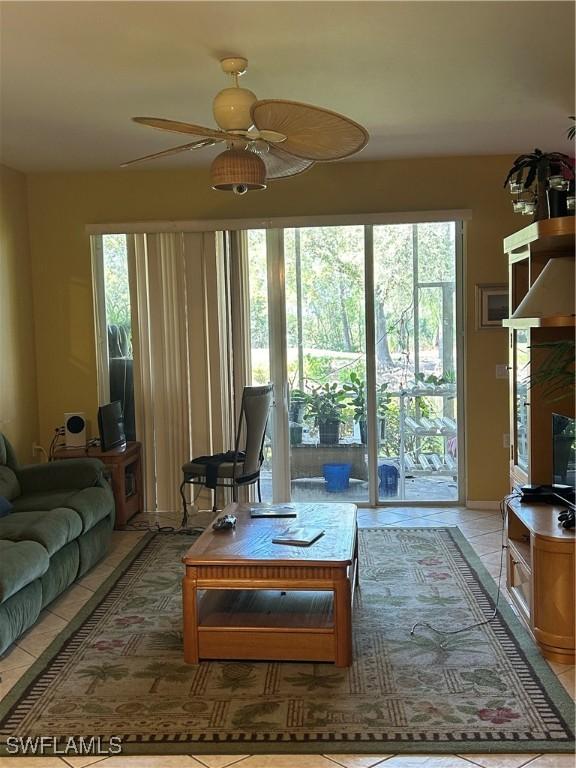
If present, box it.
[343,372,367,444]
[305,382,347,446]
[504,149,574,221]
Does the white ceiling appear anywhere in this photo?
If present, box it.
[1,1,574,172]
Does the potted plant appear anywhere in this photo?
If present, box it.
[504,149,574,221]
[305,382,347,445]
[343,372,367,443]
[288,389,308,446]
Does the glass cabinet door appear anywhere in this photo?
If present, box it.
[513,329,529,475]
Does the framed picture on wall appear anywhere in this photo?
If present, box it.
[476,283,508,329]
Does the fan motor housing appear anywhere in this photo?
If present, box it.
[213,87,257,131]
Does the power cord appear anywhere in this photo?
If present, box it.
[48,426,65,461]
[122,521,203,536]
[410,491,521,644]
[122,508,206,536]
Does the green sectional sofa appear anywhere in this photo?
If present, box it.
[0,434,115,654]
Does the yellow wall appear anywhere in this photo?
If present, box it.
[0,164,38,461]
[26,156,519,502]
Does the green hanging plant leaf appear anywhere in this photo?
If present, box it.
[528,340,575,402]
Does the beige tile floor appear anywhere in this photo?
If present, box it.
[0,506,574,768]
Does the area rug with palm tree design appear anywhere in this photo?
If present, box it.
[0,527,573,755]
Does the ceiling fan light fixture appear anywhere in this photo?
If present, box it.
[124,56,369,192]
[210,148,267,194]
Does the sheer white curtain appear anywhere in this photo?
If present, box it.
[127,231,232,521]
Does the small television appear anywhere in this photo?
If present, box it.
[97,401,126,452]
[552,413,575,488]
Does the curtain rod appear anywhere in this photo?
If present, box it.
[86,210,472,235]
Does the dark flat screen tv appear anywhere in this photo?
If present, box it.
[98,401,126,452]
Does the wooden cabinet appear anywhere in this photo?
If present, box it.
[54,441,143,527]
[507,498,575,663]
[502,217,575,663]
[503,217,575,487]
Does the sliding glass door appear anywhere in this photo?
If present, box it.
[247,220,463,505]
[373,223,459,502]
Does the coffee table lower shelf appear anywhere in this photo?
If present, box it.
[195,588,338,663]
[183,566,357,666]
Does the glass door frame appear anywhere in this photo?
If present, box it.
[266,229,291,502]
[264,220,466,507]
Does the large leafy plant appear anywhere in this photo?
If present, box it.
[305,383,347,426]
[342,372,365,423]
[503,149,574,191]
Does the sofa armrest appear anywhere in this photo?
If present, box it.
[16,459,106,494]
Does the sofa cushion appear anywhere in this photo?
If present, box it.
[0,540,50,603]
[40,541,80,608]
[10,487,113,533]
[0,507,83,556]
[11,489,76,513]
[0,580,43,655]
[0,466,20,502]
[16,459,105,495]
[66,486,114,532]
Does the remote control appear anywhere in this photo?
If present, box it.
[212,514,237,531]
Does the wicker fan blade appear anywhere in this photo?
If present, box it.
[251,144,314,179]
[251,100,368,161]
[121,139,217,167]
[132,117,233,141]
[255,129,286,144]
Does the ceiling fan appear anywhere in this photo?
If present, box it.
[123,57,369,194]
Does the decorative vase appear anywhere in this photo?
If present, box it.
[547,188,569,218]
[359,420,367,445]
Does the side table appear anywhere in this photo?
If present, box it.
[54,441,143,527]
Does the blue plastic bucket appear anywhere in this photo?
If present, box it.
[323,462,352,492]
[378,462,399,496]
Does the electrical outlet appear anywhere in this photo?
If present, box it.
[502,433,510,448]
[496,364,509,379]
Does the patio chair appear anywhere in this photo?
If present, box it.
[179,384,273,523]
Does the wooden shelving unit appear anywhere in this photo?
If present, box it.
[506,497,575,663]
[503,217,575,663]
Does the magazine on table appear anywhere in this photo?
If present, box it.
[249,504,298,518]
[272,527,325,546]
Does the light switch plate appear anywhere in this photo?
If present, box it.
[496,364,509,379]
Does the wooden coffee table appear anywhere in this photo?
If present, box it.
[182,502,358,666]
